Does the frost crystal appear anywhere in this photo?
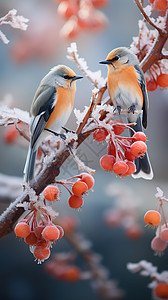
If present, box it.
[0,105,30,126]
[155,187,164,198]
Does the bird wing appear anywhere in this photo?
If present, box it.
[30,85,57,149]
[134,64,148,129]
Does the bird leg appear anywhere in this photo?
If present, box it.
[128,104,136,114]
[45,128,66,140]
[114,105,122,114]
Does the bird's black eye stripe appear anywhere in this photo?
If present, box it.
[63,75,71,79]
[112,55,120,62]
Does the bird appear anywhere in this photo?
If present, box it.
[24,65,83,183]
[99,47,153,180]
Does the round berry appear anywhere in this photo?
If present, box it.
[113,160,129,176]
[146,78,158,91]
[153,0,167,11]
[80,173,95,190]
[14,221,31,238]
[157,73,168,88]
[58,265,81,282]
[42,225,60,241]
[113,120,125,135]
[125,225,142,240]
[34,246,50,261]
[125,148,137,161]
[56,225,64,239]
[151,236,167,252]
[100,154,115,171]
[3,125,19,144]
[68,195,83,209]
[144,210,161,226]
[133,132,146,143]
[121,161,136,177]
[43,185,60,202]
[154,282,168,299]
[131,141,147,157]
[72,181,88,196]
[160,228,168,241]
[24,231,37,245]
[107,141,116,156]
[93,128,108,142]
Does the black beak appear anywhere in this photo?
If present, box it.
[72,75,83,81]
[99,60,112,65]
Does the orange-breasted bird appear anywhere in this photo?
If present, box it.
[100,47,153,180]
[24,65,82,183]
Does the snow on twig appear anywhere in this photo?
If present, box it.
[0,105,30,126]
[67,42,107,89]
[0,9,29,44]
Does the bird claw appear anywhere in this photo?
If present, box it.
[113,105,121,114]
[128,104,136,114]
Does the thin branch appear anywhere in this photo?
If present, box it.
[134,0,168,36]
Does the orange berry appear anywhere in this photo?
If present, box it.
[34,224,45,238]
[125,225,142,240]
[93,128,108,142]
[151,236,167,252]
[153,0,167,11]
[43,185,60,202]
[113,160,129,176]
[160,228,168,241]
[3,125,19,144]
[92,0,108,7]
[80,173,95,190]
[42,225,60,241]
[148,0,154,3]
[121,161,136,177]
[133,132,146,143]
[14,221,31,238]
[100,154,115,171]
[68,195,83,209]
[125,148,137,161]
[57,1,78,19]
[157,74,168,88]
[146,78,158,91]
[72,181,88,196]
[56,225,64,239]
[144,210,161,226]
[34,246,50,261]
[113,120,125,135]
[36,240,50,249]
[154,282,168,299]
[58,265,81,282]
[24,231,37,245]
[131,141,147,157]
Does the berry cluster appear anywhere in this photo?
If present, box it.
[14,207,64,263]
[93,120,147,177]
[55,173,94,209]
[55,0,108,39]
[146,71,168,92]
[149,0,168,13]
[144,188,168,254]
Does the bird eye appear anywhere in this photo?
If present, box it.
[63,75,70,79]
[112,55,120,61]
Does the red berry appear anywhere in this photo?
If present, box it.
[34,224,45,239]
[43,185,60,202]
[113,120,125,135]
[36,240,50,249]
[113,160,128,176]
[153,0,167,11]
[68,195,83,209]
[154,282,168,299]
[133,132,146,142]
[131,141,147,157]
[100,154,115,171]
[157,73,168,88]
[148,0,154,3]
[34,246,50,261]
[3,125,19,144]
[42,225,60,241]
[58,265,81,282]
[125,148,137,161]
[151,236,167,252]
[107,140,116,156]
[24,231,38,245]
[121,161,136,177]
[144,210,161,226]
[92,0,108,7]
[160,228,168,241]
[56,225,64,239]
[125,225,142,240]
[14,221,31,238]
[93,128,108,142]
[57,1,78,19]
[80,173,95,190]
[146,78,158,91]
[72,181,88,196]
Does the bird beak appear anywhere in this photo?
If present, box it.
[72,75,83,81]
[99,60,111,65]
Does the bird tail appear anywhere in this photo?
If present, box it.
[129,116,153,180]
[23,144,37,183]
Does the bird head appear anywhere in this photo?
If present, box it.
[42,65,83,88]
[99,47,139,71]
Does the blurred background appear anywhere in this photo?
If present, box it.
[1,0,168,299]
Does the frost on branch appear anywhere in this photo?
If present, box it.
[0,105,30,126]
[0,9,29,44]
[67,42,106,89]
